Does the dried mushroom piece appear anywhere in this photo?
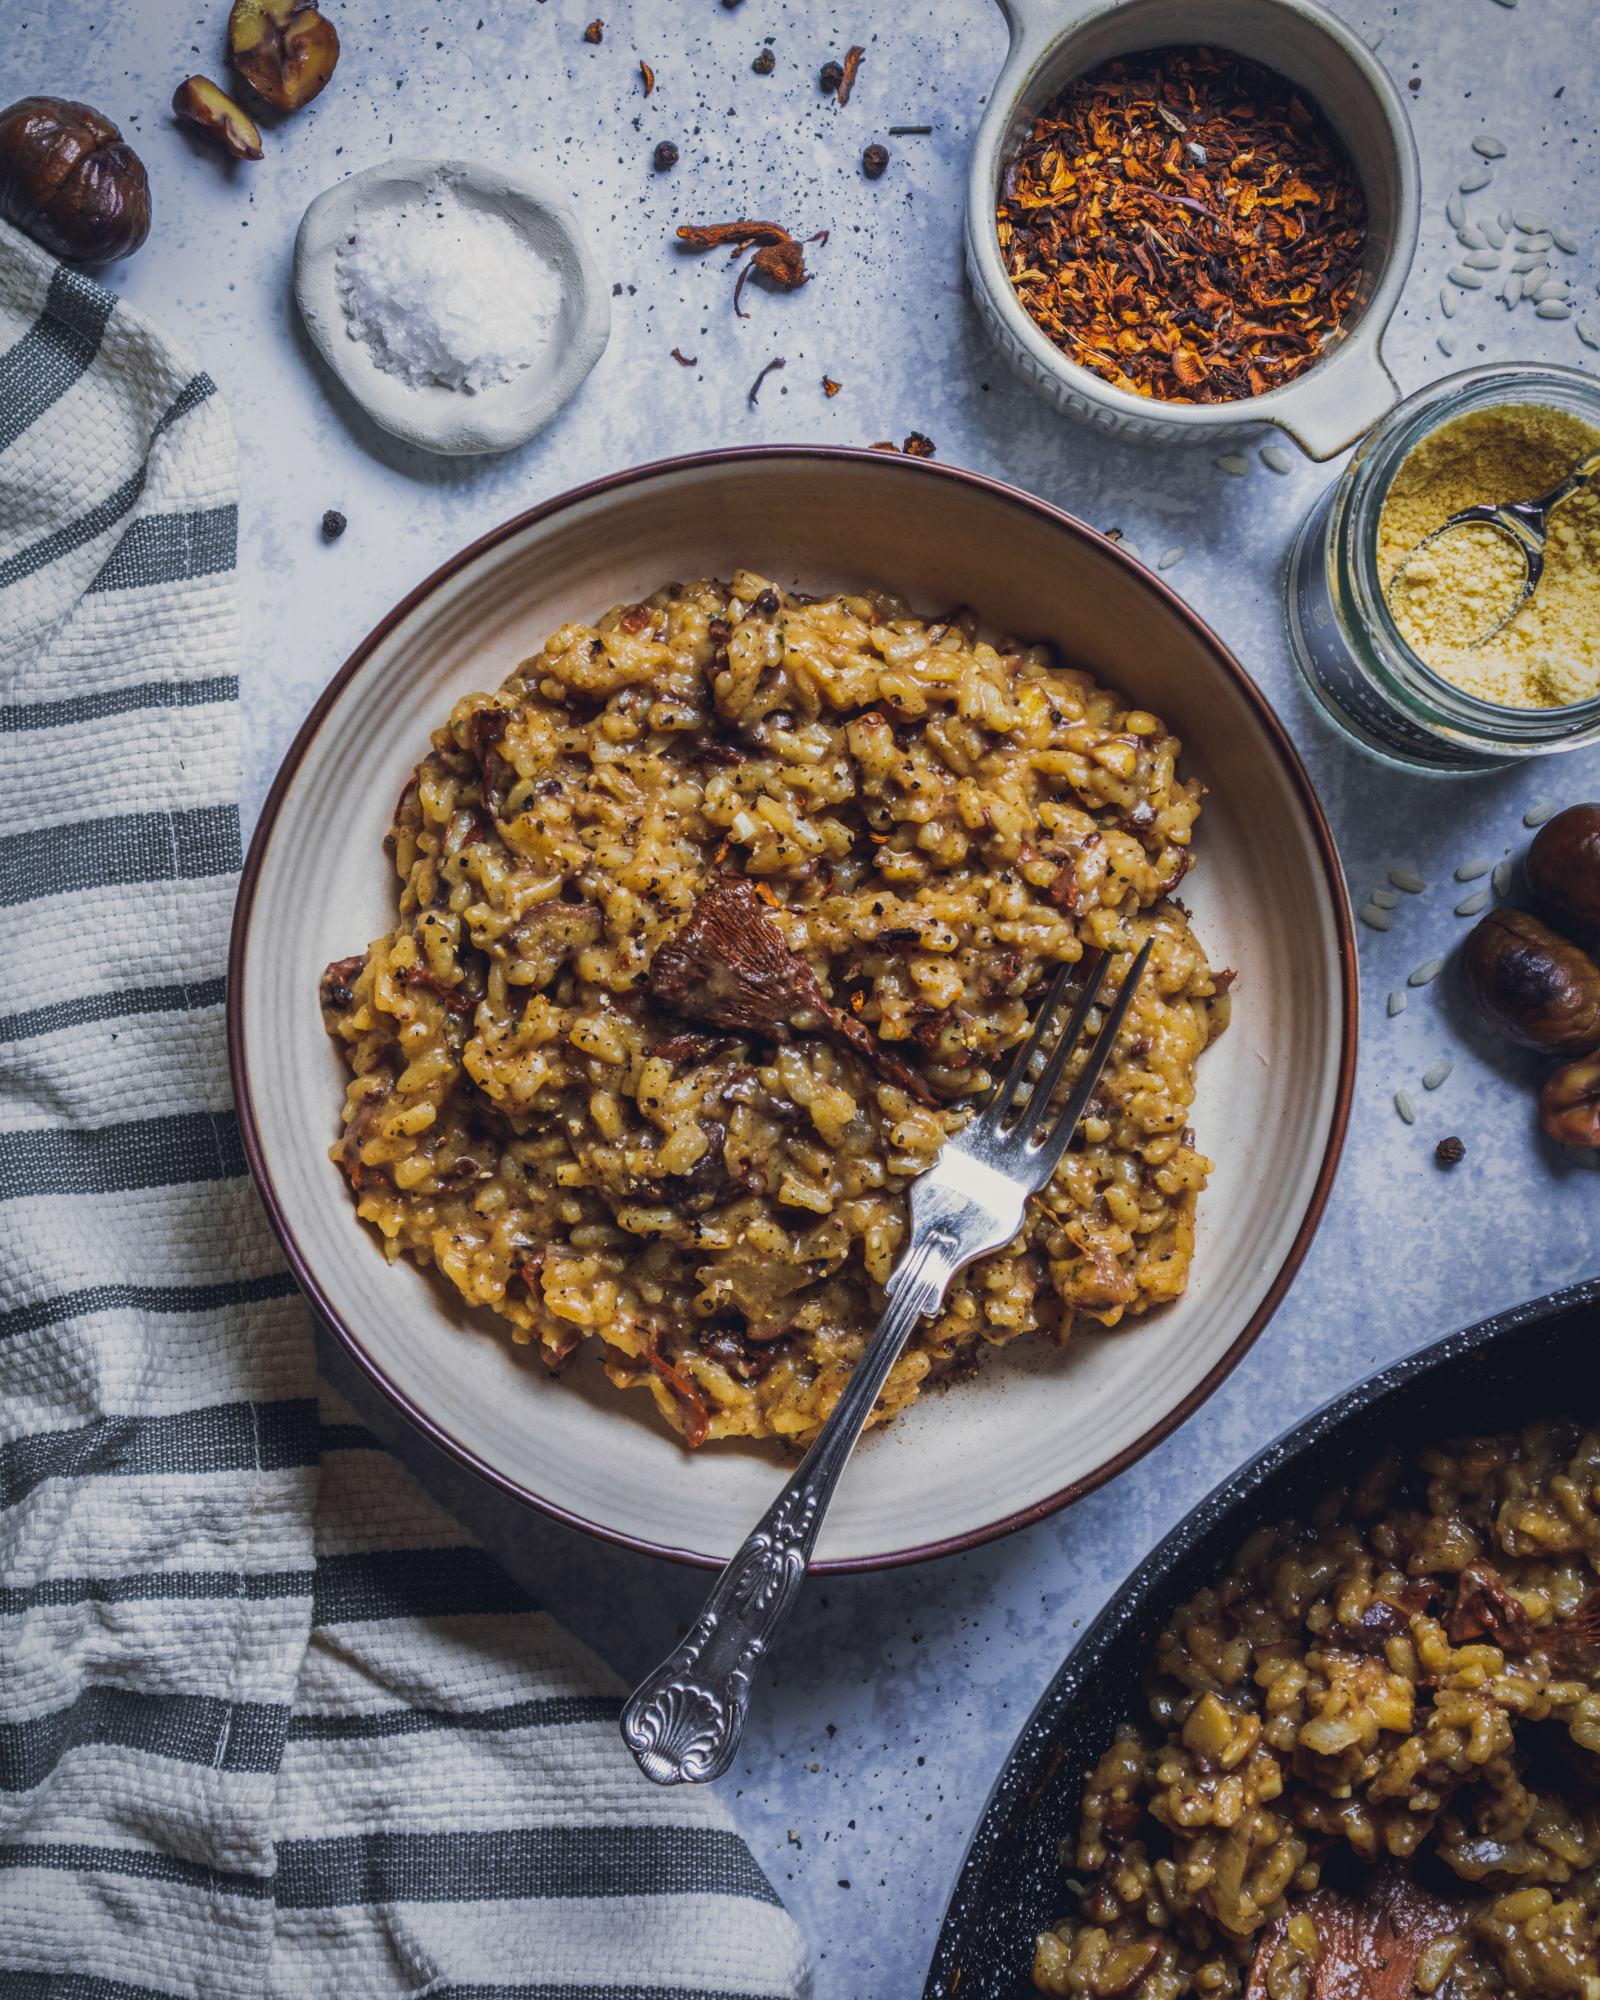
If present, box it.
[1446,1558,1536,1652]
[0,95,150,263]
[228,0,340,112]
[647,878,934,1103]
[1245,1871,1466,2000]
[675,218,828,319]
[172,76,263,159]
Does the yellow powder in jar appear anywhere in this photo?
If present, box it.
[1376,403,1600,708]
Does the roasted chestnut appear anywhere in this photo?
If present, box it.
[1525,802,1600,945]
[172,77,263,161]
[1541,1052,1600,1148]
[1459,907,1600,1055]
[0,96,150,263]
[228,0,340,113]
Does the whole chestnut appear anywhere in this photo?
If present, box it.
[0,97,150,263]
[1459,907,1600,1055]
[1525,803,1600,945]
[1541,1052,1600,1148]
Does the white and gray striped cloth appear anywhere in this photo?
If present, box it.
[0,217,810,2000]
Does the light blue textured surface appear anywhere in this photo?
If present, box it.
[10,1,1598,1991]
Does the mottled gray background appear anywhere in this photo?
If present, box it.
[8,0,1598,1991]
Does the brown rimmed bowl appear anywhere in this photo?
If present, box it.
[229,447,1357,1570]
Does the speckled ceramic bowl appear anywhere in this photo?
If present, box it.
[924,1277,1600,1997]
[229,448,1356,1570]
[965,0,1420,458]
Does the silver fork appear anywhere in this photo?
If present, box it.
[621,937,1154,1786]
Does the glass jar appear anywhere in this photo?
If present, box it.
[1285,362,1600,771]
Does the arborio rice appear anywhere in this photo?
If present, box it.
[1033,1421,1600,2000]
[321,573,1228,1447]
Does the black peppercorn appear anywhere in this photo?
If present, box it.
[1435,1135,1465,1166]
[653,140,678,171]
[862,142,888,179]
[751,48,774,74]
[321,509,346,540]
[820,59,844,94]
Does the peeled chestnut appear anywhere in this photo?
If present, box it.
[228,0,340,113]
[1541,1053,1600,1148]
[1526,803,1600,945]
[1460,907,1600,1055]
[172,77,263,161]
[0,97,150,263]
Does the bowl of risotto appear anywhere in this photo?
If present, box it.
[925,1278,1600,1999]
[230,448,1356,1568]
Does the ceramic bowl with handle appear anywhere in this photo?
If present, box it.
[230,447,1356,1571]
[964,0,1420,459]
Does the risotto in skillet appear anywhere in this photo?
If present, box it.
[320,573,1228,1447]
[1033,1420,1600,2000]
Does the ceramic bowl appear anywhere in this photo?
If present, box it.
[229,448,1357,1570]
[964,0,1420,458]
[924,1276,1600,1997]
[293,157,610,456]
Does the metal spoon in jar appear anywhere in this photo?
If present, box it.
[1388,448,1600,648]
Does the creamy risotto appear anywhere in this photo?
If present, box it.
[321,574,1227,1447]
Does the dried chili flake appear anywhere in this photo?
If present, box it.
[995,46,1367,406]
[749,355,785,404]
[822,375,842,396]
[582,18,603,42]
[901,430,935,457]
[838,45,865,105]
[670,345,697,366]
[639,60,654,95]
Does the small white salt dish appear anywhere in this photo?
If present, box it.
[294,157,610,456]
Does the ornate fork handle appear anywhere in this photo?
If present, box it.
[620,1233,954,1786]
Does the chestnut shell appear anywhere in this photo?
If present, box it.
[1459,907,1600,1056]
[1526,802,1600,944]
[0,97,150,263]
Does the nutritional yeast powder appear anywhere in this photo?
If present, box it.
[1377,403,1600,709]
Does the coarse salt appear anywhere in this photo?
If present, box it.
[336,178,561,393]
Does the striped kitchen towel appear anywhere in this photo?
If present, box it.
[0,216,810,2000]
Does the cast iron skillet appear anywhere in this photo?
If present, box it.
[924,1277,1600,1997]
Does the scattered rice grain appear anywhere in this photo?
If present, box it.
[1387,989,1407,1017]
[1537,300,1573,320]
[1513,210,1546,233]
[1550,224,1579,253]
[1577,317,1600,350]
[1359,903,1392,932]
[1459,167,1493,192]
[1502,274,1524,307]
[1456,888,1492,916]
[1511,253,1547,273]
[1409,957,1445,986]
[1215,452,1250,476]
[1472,135,1508,158]
[1525,799,1559,827]
[1437,333,1458,356]
[1446,191,1466,230]
[1454,857,1492,881]
[1157,546,1185,571]
[1440,285,1458,317]
[1533,278,1572,301]
[1481,219,1506,249]
[1463,250,1502,271]
[1389,866,1427,893]
[1260,446,1293,474]
[1423,1058,1454,1090]
[1371,887,1401,909]
[1395,1090,1417,1125]
[1517,233,1554,252]
[1492,860,1514,896]
[1448,267,1486,289]
[1457,224,1486,250]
